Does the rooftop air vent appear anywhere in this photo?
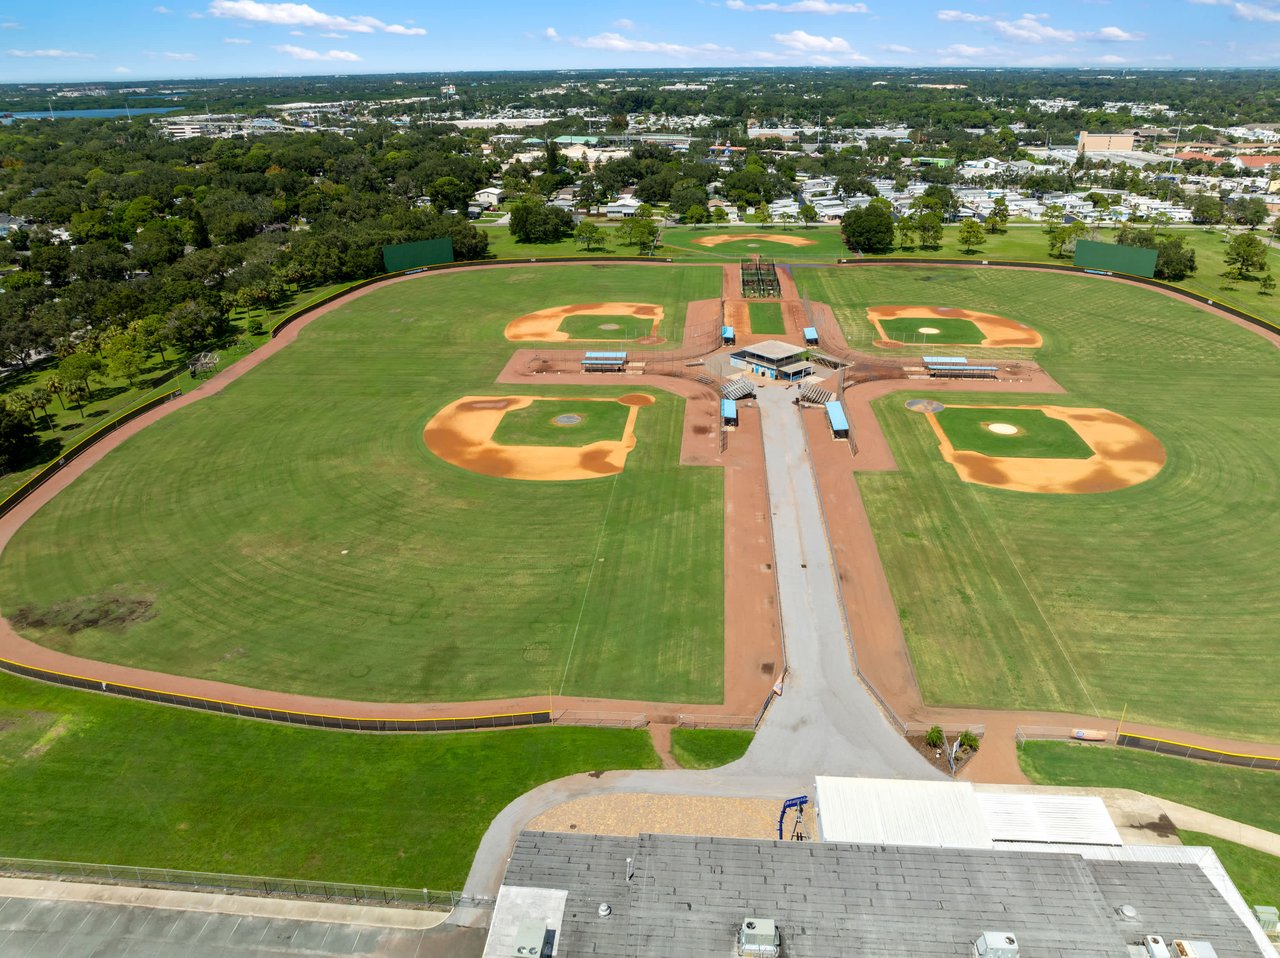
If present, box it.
[1144,935,1171,958]
[1172,942,1220,958]
[973,931,1020,958]
[511,919,551,958]
[737,917,781,958]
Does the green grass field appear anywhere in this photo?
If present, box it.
[556,313,656,341]
[659,226,848,261]
[1178,831,1280,905]
[794,265,1280,740]
[492,399,632,447]
[747,302,786,334]
[0,265,725,704]
[0,672,658,889]
[935,407,1096,459]
[669,728,754,769]
[878,316,987,346]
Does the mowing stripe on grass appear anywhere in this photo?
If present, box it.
[559,473,621,696]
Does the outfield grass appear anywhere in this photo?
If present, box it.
[794,266,1280,739]
[492,399,632,447]
[659,225,847,262]
[669,728,754,769]
[0,672,658,889]
[1178,831,1280,905]
[556,313,656,341]
[0,265,726,704]
[1018,741,1280,840]
[747,302,786,334]
[878,316,987,346]
[935,407,1096,459]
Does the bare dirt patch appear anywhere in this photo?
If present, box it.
[423,395,649,481]
[692,233,818,249]
[923,405,1166,494]
[868,305,1043,348]
[10,593,155,635]
[504,302,663,343]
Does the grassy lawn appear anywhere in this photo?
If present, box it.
[658,225,847,261]
[492,399,632,447]
[935,407,1096,459]
[480,224,641,261]
[794,266,1280,739]
[669,728,754,769]
[1179,831,1280,906]
[878,316,987,346]
[556,313,656,341]
[1018,742,1280,835]
[0,672,658,889]
[0,265,725,704]
[747,302,786,334]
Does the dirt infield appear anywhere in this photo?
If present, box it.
[692,233,817,249]
[921,404,1166,494]
[504,302,663,342]
[868,305,1043,348]
[423,394,652,481]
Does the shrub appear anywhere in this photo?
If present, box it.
[924,725,945,748]
[958,729,981,752]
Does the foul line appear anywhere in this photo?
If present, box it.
[557,474,622,695]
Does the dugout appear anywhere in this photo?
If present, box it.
[1073,239,1157,279]
[382,237,455,273]
[803,326,819,346]
[722,325,736,346]
[730,339,813,381]
[824,401,849,439]
[581,351,627,372]
[721,399,738,427]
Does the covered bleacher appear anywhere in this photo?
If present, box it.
[722,378,755,401]
[581,351,627,373]
[824,401,850,439]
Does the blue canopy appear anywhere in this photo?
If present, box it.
[824,401,849,432]
[721,399,738,420]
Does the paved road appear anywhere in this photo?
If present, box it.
[732,386,939,780]
[458,384,938,907]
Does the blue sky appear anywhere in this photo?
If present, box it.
[1,0,1278,82]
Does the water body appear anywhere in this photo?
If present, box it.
[6,107,181,120]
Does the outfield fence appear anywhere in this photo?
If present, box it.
[835,256,1280,339]
[555,709,648,729]
[676,714,760,730]
[0,389,183,520]
[0,856,469,910]
[0,656,551,732]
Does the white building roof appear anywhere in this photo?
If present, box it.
[814,776,994,849]
[977,793,1122,847]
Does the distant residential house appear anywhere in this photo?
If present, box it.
[473,186,506,209]
[1231,155,1280,172]
[604,196,643,218]
[0,213,28,237]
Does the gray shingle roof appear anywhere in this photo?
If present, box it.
[501,832,1263,958]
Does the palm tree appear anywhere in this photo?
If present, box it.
[45,375,67,410]
[29,386,52,429]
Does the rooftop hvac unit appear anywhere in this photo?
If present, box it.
[973,931,1019,958]
[1172,942,1220,958]
[736,917,781,957]
[1254,905,1279,933]
[511,919,552,958]
[1144,935,1171,958]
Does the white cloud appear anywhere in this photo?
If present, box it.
[1095,53,1128,63]
[224,36,252,43]
[613,18,635,30]
[570,32,731,57]
[544,26,559,40]
[162,51,198,59]
[113,65,132,73]
[936,9,990,21]
[154,4,173,12]
[0,22,20,30]
[273,43,361,60]
[210,1,424,34]
[772,29,853,52]
[1092,25,1143,41]
[1188,0,1280,19]
[7,48,95,59]
[728,0,869,11]
[937,43,998,57]
[880,43,915,53]
[992,14,1077,43]
[319,31,346,37]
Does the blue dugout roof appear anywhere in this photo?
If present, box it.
[923,355,967,364]
[583,351,628,359]
[721,399,737,419]
[824,401,849,432]
[722,326,734,337]
[803,326,819,340]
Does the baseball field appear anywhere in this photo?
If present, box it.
[793,265,1280,741]
[0,264,725,704]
